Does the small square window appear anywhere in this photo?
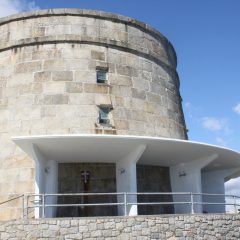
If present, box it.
[96,69,108,84]
[99,106,111,124]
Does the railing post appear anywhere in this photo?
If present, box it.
[190,192,194,214]
[22,195,25,219]
[124,193,127,216]
[26,195,29,219]
[42,194,45,218]
[233,195,237,214]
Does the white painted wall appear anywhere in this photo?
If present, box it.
[170,154,218,214]
[116,145,146,216]
[44,160,58,218]
[202,170,225,213]
[170,165,202,213]
[31,144,46,218]
[202,168,240,213]
[31,144,58,218]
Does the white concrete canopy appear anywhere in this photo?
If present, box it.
[12,134,240,216]
[12,134,240,170]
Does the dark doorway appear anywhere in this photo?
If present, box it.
[57,163,117,217]
[137,165,174,215]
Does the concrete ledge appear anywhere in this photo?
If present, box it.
[0,214,240,239]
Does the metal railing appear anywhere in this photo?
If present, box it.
[0,194,25,219]
[1,192,240,220]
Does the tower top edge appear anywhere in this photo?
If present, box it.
[0,8,177,62]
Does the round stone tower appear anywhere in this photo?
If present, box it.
[0,9,187,218]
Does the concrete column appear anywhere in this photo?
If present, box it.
[202,168,240,213]
[31,144,58,218]
[170,154,218,214]
[44,160,58,218]
[31,144,46,218]
[116,145,146,216]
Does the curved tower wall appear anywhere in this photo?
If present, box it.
[0,9,187,216]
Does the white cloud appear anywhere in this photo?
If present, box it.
[225,178,240,194]
[216,137,227,147]
[233,103,240,115]
[184,102,194,119]
[0,0,39,18]
[225,178,240,212]
[201,117,227,131]
[185,102,191,108]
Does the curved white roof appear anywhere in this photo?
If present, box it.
[12,134,240,174]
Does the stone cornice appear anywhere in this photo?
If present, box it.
[0,8,177,66]
[0,35,180,87]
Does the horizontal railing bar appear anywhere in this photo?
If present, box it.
[27,194,42,197]
[127,202,191,206]
[0,207,24,209]
[193,193,240,197]
[46,203,122,207]
[27,203,124,208]
[200,203,240,206]
[42,192,125,196]
[27,202,240,208]
[2,192,240,220]
[0,194,24,206]
[24,192,240,198]
[126,192,192,195]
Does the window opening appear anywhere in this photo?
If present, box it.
[99,106,111,124]
[96,69,108,84]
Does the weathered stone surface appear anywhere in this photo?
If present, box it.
[43,94,69,105]
[91,50,105,61]
[0,215,240,240]
[34,71,51,82]
[66,82,83,93]
[0,8,188,221]
[132,78,149,91]
[114,119,129,130]
[43,59,66,71]
[131,88,146,100]
[84,83,109,94]
[110,85,132,97]
[14,61,42,73]
[109,74,132,86]
[95,95,112,105]
[52,71,73,81]
[116,65,138,77]
[146,92,162,105]
[74,70,96,83]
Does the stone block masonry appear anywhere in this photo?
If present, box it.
[0,9,188,220]
[0,214,240,239]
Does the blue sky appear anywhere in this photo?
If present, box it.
[1,0,240,194]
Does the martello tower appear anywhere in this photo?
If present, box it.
[2,9,238,221]
[0,8,187,207]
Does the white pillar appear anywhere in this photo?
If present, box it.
[170,154,218,214]
[116,145,146,216]
[31,144,58,218]
[202,168,240,213]
[31,144,46,218]
[45,160,58,218]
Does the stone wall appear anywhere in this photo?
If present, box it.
[0,214,240,239]
[0,9,187,219]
